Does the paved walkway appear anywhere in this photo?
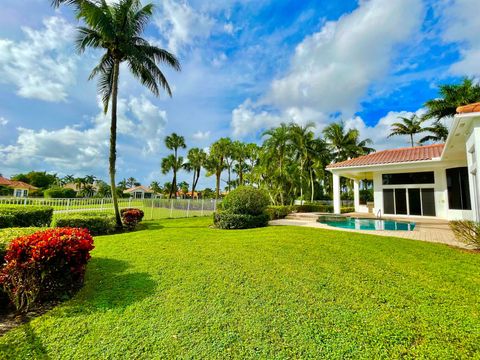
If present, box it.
[270,213,474,250]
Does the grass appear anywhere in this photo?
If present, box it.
[0,217,479,358]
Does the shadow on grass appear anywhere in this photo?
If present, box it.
[60,257,156,315]
[0,322,51,359]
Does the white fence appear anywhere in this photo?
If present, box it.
[0,197,219,220]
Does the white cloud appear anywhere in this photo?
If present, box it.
[154,0,215,53]
[223,22,234,34]
[230,0,425,137]
[439,0,480,76]
[192,130,211,140]
[0,95,167,173]
[0,17,76,102]
[0,117,7,126]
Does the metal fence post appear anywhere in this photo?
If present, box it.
[186,199,190,218]
[151,199,154,220]
[201,199,204,216]
[170,199,174,218]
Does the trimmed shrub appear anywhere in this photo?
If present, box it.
[221,186,270,216]
[0,206,53,228]
[0,214,15,228]
[214,187,270,230]
[341,207,355,214]
[295,204,334,213]
[52,214,115,236]
[44,187,77,199]
[450,220,480,248]
[266,205,295,220]
[0,228,94,312]
[213,213,270,229]
[120,208,144,230]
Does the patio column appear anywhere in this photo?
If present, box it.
[353,179,360,212]
[333,173,341,214]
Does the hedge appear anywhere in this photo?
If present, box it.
[266,205,295,220]
[341,207,355,214]
[0,206,54,228]
[0,228,94,312]
[213,212,270,230]
[295,204,334,213]
[52,213,116,236]
[44,187,77,198]
[0,227,45,310]
[221,186,270,216]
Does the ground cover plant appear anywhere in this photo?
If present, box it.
[0,206,53,228]
[0,217,479,358]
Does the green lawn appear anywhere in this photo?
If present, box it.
[1,218,479,359]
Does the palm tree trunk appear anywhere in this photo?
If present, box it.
[191,172,196,199]
[170,171,176,199]
[109,59,122,229]
[310,168,315,202]
[193,168,200,194]
[227,167,231,193]
[215,171,221,199]
[410,134,414,147]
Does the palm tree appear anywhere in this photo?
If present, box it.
[184,148,206,198]
[231,141,248,186]
[164,133,186,198]
[150,181,162,194]
[289,122,315,202]
[117,178,128,191]
[424,78,480,121]
[59,0,181,227]
[62,174,75,185]
[205,138,231,199]
[388,114,425,147]
[419,121,449,144]
[323,121,374,162]
[161,154,184,199]
[126,177,138,188]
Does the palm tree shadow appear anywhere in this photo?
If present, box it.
[61,257,156,315]
[0,322,50,359]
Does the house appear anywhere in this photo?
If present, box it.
[123,185,156,199]
[327,103,480,222]
[0,175,38,197]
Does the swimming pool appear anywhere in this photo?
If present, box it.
[318,217,415,231]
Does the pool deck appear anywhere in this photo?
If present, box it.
[270,212,475,250]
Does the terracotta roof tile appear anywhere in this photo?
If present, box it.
[457,102,480,114]
[326,144,444,169]
[0,176,38,190]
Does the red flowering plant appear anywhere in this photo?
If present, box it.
[0,228,94,312]
[120,208,144,230]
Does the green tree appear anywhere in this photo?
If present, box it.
[205,138,231,199]
[164,133,186,198]
[184,148,206,198]
[388,114,425,147]
[419,121,449,144]
[323,121,374,161]
[58,0,180,227]
[289,122,315,202]
[150,181,162,194]
[424,78,480,121]
[232,141,248,186]
[161,154,184,199]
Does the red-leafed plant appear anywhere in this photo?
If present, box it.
[121,208,145,230]
[0,228,94,312]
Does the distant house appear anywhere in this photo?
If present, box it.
[123,185,157,199]
[0,175,38,197]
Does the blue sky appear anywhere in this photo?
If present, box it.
[0,0,479,189]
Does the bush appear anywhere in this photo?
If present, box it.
[450,221,480,248]
[120,208,144,230]
[44,187,77,199]
[0,206,53,228]
[341,207,355,214]
[266,205,295,220]
[0,228,94,312]
[295,204,333,213]
[213,212,270,230]
[221,186,270,216]
[52,213,115,236]
[0,227,46,310]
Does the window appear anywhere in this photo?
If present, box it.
[446,167,471,210]
[382,172,434,185]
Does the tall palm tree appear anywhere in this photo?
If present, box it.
[150,181,162,194]
[57,0,181,227]
[184,148,206,198]
[126,177,138,188]
[420,121,449,144]
[323,121,374,162]
[164,133,186,198]
[161,154,184,199]
[388,114,425,147]
[289,122,315,202]
[205,138,231,199]
[424,78,480,121]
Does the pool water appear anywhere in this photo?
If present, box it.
[319,217,415,231]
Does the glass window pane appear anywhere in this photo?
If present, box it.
[395,189,407,215]
[382,172,434,185]
[408,189,422,215]
[421,188,436,216]
[383,189,395,214]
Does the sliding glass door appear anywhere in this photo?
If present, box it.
[383,188,435,216]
